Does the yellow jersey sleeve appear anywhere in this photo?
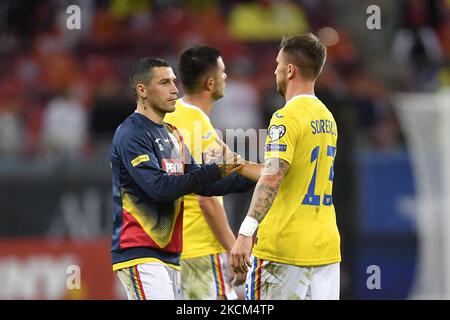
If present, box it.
[264,110,301,164]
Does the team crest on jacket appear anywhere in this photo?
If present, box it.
[268,125,286,141]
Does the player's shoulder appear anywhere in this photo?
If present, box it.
[185,105,210,121]
[313,98,336,123]
[270,104,298,125]
[173,100,209,122]
[183,99,209,115]
[267,107,301,143]
[113,113,150,146]
[285,95,334,119]
[113,114,137,138]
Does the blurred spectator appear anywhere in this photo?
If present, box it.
[297,0,332,30]
[210,59,263,134]
[324,28,360,75]
[110,0,151,20]
[438,61,450,88]
[0,0,419,159]
[391,0,445,90]
[40,89,87,158]
[437,9,450,60]
[89,78,134,145]
[0,100,24,157]
[228,0,309,41]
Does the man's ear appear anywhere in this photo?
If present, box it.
[205,77,214,91]
[136,84,147,99]
[287,64,296,80]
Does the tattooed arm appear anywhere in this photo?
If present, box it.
[230,158,290,273]
[246,158,290,222]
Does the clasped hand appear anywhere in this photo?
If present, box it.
[205,138,244,176]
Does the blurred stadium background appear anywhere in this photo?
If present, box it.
[0,0,449,300]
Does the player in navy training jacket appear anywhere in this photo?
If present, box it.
[111,57,254,300]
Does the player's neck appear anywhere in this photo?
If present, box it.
[182,93,213,116]
[136,101,165,125]
[284,80,315,102]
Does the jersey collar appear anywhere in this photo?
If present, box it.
[286,94,318,105]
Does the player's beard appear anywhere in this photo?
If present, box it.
[149,98,176,115]
[162,100,177,113]
[212,84,225,101]
[276,76,287,97]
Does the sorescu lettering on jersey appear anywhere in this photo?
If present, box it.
[311,119,337,136]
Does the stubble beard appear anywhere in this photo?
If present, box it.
[277,79,286,98]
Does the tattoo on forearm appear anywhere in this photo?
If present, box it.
[251,183,279,222]
[248,159,290,223]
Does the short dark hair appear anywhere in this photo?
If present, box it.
[279,33,326,80]
[178,45,221,93]
[129,57,170,99]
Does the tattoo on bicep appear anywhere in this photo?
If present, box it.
[249,158,290,222]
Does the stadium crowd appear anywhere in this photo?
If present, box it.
[2,0,449,161]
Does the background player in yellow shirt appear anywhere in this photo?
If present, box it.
[230,33,341,300]
[165,45,246,299]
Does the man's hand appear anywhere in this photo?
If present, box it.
[230,234,253,274]
[204,147,221,164]
[230,268,247,286]
[205,138,244,176]
[227,252,247,286]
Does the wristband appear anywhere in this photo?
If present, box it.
[238,216,259,237]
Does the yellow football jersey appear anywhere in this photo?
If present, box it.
[164,99,225,259]
[253,94,341,266]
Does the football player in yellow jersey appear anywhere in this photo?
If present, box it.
[229,33,341,300]
[165,45,246,299]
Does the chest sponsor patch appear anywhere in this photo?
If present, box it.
[268,125,286,141]
[265,144,287,152]
[162,159,184,175]
[131,155,150,167]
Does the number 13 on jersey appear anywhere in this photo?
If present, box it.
[302,145,336,206]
